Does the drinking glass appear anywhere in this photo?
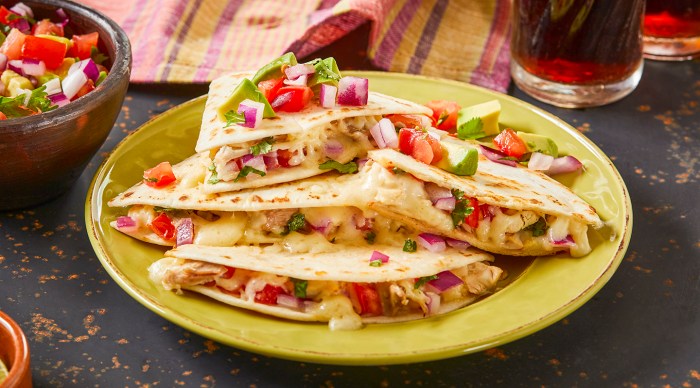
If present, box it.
[510,0,645,108]
[643,0,700,61]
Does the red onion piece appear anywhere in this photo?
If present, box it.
[44,78,62,96]
[369,250,390,264]
[61,70,88,100]
[22,58,45,76]
[319,84,337,108]
[271,92,293,109]
[11,17,31,34]
[48,92,70,107]
[445,237,470,250]
[56,8,68,22]
[545,156,583,175]
[242,154,267,173]
[263,150,279,170]
[310,218,332,235]
[324,139,344,158]
[237,99,264,128]
[417,233,446,253]
[528,152,554,171]
[426,271,464,293]
[116,216,137,232]
[352,214,374,231]
[283,74,308,86]
[10,2,33,18]
[176,218,194,246]
[434,197,456,211]
[356,158,368,170]
[424,182,453,204]
[425,291,441,315]
[552,235,575,246]
[369,118,397,149]
[284,63,315,80]
[69,59,99,82]
[337,76,368,106]
[479,145,518,167]
[8,60,24,75]
[276,294,302,309]
[0,53,7,71]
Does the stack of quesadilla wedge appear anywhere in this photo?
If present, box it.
[107,54,604,329]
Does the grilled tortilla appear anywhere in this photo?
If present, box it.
[197,72,431,193]
[149,243,502,330]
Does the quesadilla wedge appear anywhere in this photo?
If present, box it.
[197,68,431,194]
[365,147,604,257]
[148,243,502,330]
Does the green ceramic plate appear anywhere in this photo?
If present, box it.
[86,72,632,366]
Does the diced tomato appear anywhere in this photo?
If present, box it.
[73,79,95,100]
[0,6,12,24]
[276,149,292,167]
[22,35,67,69]
[149,213,176,241]
[271,86,312,112]
[493,128,528,159]
[67,32,99,60]
[254,284,286,305]
[33,19,64,37]
[0,29,26,61]
[465,198,481,228]
[426,100,461,131]
[385,114,425,129]
[348,283,383,316]
[0,112,6,120]
[397,128,442,164]
[222,266,236,279]
[411,137,434,164]
[143,161,176,187]
[257,77,284,102]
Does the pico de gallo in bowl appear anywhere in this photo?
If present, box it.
[0,0,130,210]
[0,1,110,120]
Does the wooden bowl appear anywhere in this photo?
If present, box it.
[0,310,31,388]
[0,0,131,210]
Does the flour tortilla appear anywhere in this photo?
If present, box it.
[149,244,498,325]
[196,72,432,153]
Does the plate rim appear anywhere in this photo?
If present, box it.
[85,71,633,365]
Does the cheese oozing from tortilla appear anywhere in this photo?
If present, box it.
[205,115,380,188]
[148,257,502,330]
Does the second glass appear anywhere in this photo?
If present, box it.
[510,0,645,108]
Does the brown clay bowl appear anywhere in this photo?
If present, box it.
[0,0,131,210]
[0,310,31,388]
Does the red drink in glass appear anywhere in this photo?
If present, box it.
[510,0,645,108]
[643,0,700,60]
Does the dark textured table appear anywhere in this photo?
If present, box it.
[1,58,698,387]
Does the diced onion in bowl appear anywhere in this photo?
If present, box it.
[21,58,45,76]
[69,59,100,82]
[48,93,70,107]
[61,70,88,100]
[43,78,62,96]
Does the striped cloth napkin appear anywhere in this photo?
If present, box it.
[80,0,512,92]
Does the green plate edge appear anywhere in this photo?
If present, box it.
[85,71,632,366]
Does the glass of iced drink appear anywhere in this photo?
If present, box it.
[510,0,645,108]
[644,0,700,61]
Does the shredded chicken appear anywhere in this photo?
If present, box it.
[162,260,225,289]
[262,208,299,233]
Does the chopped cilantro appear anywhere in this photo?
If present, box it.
[7,13,35,25]
[233,165,266,182]
[250,137,275,156]
[95,71,108,86]
[450,189,474,227]
[525,217,548,237]
[153,206,175,213]
[318,159,358,174]
[286,212,306,233]
[364,231,376,244]
[224,110,245,127]
[415,275,438,289]
[292,279,308,298]
[403,239,417,252]
[392,167,406,175]
[207,163,220,184]
[0,85,56,118]
[90,46,108,65]
[457,117,485,140]
[369,259,383,267]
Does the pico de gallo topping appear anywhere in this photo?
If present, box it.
[0,2,110,119]
[217,52,368,129]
